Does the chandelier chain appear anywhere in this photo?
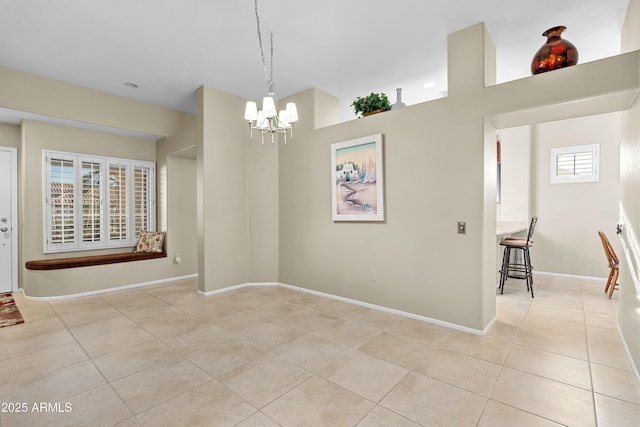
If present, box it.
[253,0,274,94]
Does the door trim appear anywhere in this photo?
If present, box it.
[1,146,18,292]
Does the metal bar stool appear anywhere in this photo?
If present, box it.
[499,217,537,297]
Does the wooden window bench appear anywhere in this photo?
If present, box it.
[25,251,167,270]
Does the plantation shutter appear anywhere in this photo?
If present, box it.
[109,162,129,243]
[550,144,599,184]
[47,155,76,249]
[133,165,152,236]
[556,151,594,177]
[80,159,104,245]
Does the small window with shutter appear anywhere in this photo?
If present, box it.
[550,144,599,184]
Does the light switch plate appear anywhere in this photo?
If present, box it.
[458,222,466,234]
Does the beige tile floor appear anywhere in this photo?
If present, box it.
[1,274,639,426]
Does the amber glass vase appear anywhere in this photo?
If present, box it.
[531,26,578,75]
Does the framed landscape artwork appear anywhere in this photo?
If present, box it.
[331,133,384,221]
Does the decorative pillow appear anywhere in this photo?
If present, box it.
[134,230,166,253]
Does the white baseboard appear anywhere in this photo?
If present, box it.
[279,283,492,336]
[619,325,640,387]
[22,277,495,335]
[21,273,638,380]
[535,271,607,283]
[23,273,198,301]
[196,281,490,335]
[197,282,280,296]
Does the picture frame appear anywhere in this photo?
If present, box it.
[331,133,384,221]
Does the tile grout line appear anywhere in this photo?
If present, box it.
[6,277,637,426]
[93,288,250,423]
[486,278,595,425]
[479,279,534,425]
[580,279,601,427]
[44,300,136,424]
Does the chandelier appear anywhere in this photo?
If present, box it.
[243,0,298,144]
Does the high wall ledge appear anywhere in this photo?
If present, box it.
[487,50,640,129]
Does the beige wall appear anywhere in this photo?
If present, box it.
[482,119,499,325]
[0,123,20,148]
[276,23,638,332]
[166,155,198,274]
[156,127,199,276]
[531,113,621,278]
[2,14,638,347]
[498,126,531,223]
[619,0,640,381]
[156,128,198,277]
[156,128,197,232]
[18,120,192,296]
[0,64,198,297]
[276,25,498,331]
[0,66,195,138]
[19,120,190,296]
[619,100,640,381]
[196,86,249,293]
[247,129,280,282]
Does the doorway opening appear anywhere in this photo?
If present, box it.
[0,146,18,293]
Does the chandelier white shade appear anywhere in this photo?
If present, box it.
[244,97,298,143]
[244,100,298,123]
[285,102,298,122]
[244,101,258,121]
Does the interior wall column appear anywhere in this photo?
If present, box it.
[196,86,250,293]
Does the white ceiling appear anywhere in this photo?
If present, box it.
[0,0,630,125]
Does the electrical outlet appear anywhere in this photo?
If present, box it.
[235,258,241,267]
[174,252,181,264]
[458,222,466,234]
[369,269,377,281]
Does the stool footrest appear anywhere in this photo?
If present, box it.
[499,245,534,298]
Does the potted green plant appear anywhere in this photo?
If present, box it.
[351,92,391,118]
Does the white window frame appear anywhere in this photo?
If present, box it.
[550,144,599,184]
[44,151,78,253]
[43,150,156,253]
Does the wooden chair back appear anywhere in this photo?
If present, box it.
[598,230,619,268]
[598,230,619,298]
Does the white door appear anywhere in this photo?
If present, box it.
[0,147,17,293]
